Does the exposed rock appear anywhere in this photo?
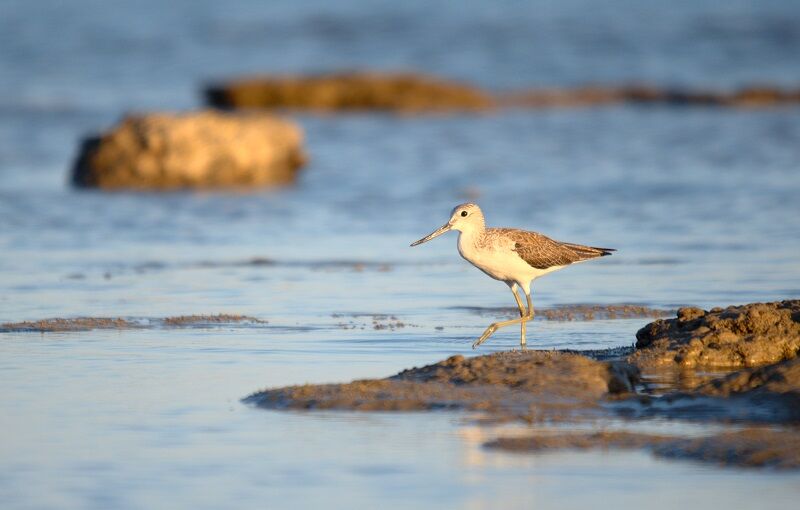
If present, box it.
[72,111,306,190]
[0,317,138,332]
[206,72,494,112]
[629,301,800,369]
[1,314,269,333]
[486,428,800,469]
[245,351,639,421]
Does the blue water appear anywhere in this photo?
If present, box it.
[1,1,800,509]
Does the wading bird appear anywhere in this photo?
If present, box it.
[411,203,614,349]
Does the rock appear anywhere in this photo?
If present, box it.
[207,73,800,112]
[205,72,494,112]
[244,351,639,421]
[653,429,800,469]
[486,428,800,469]
[485,431,674,453]
[629,300,800,369]
[0,314,269,332]
[162,314,267,326]
[726,87,800,107]
[497,87,625,108]
[501,84,800,109]
[0,317,138,332]
[71,111,306,190]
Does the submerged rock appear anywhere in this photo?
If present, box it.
[162,314,267,326]
[71,111,306,190]
[205,72,494,112]
[629,301,800,369]
[486,430,674,452]
[245,351,639,420]
[653,428,800,469]
[486,428,800,469]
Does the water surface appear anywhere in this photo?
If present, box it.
[2,1,800,508]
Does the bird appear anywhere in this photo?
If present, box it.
[410,203,615,349]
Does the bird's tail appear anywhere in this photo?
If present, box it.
[561,242,616,259]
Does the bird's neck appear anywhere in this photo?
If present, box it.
[457,224,485,247]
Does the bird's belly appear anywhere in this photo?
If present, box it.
[461,249,539,283]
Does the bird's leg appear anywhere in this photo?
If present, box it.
[522,289,535,348]
[472,315,527,349]
[472,284,529,350]
[525,290,534,320]
[510,285,528,350]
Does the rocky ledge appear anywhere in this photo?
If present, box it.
[71,111,306,190]
[629,300,800,369]
[246,351,638,421]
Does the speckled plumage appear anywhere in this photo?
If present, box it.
[411,203,615,349]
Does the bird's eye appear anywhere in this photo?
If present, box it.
[460,211,468,217]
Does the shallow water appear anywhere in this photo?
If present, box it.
[2,0,800,508]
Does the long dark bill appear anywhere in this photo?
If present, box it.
[410,223,451,246]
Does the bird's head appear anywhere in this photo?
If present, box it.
[410,203,485,246]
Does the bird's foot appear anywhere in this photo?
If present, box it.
[472,324,497,349]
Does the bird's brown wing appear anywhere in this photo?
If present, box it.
[491,228,615,270]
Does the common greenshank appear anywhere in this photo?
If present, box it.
[411,203,615,349]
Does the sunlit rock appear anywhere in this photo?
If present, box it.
[72,111,306,190]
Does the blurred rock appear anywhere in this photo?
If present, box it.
[208,72,800,112]
[629,301,800,369]
[72,111,306,190]
[727,87,800,107]
[502,85,800,108]
[499,87,626,107]
[653,428,800,469]
[486,428,800,469]
[205,72,494,112]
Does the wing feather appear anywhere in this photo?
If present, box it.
[490,228,614,270]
